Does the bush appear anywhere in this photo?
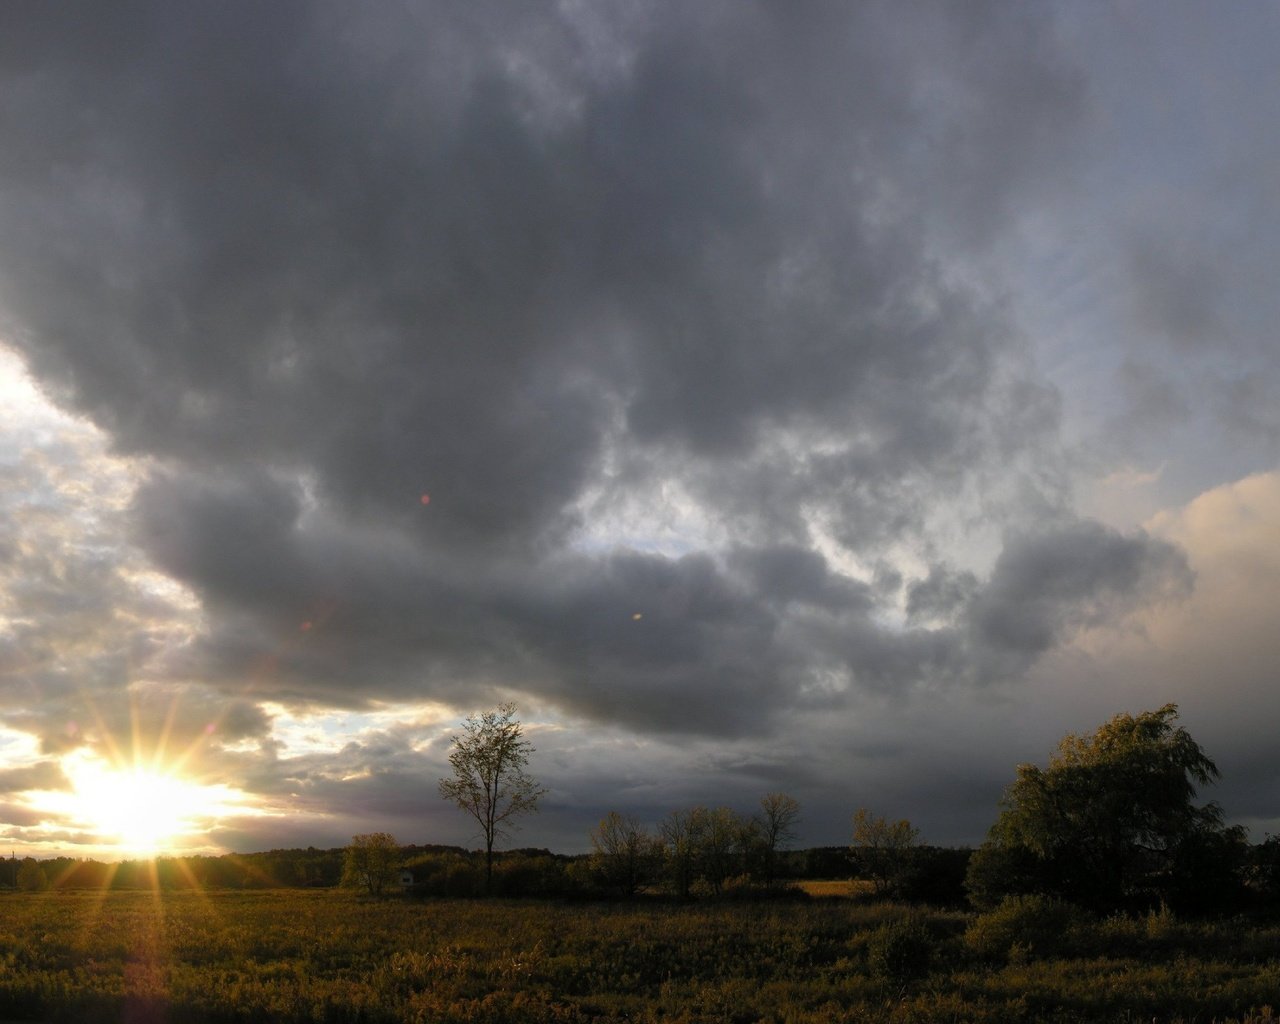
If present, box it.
[964,894,1089,962]
[489,853,568,897]
[866,918,934,985]
[403,852,483,897]
[895,847,972,906]
[964,841,1048,911]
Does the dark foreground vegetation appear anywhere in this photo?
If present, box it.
[1,889,1280,1023]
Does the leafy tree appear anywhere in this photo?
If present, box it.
[851,808,921,898]
[16,858,47,892]
[590,812,660,896]
[341,832,401,897]
[1247,834,1280,906]
[696,806,742,895]
[659,807,704,899]
[757,793,801,884]
[966,704,1246,913]
[438,703,546,892]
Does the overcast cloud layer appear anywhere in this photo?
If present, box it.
[1,1,1278,855]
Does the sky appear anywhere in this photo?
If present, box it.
[1,1,1279,859]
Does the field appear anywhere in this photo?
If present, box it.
[0,889,1279,1023]
[793,880,873,898]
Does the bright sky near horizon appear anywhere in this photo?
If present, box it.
[1,1,1279,859]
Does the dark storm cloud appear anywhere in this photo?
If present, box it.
[905,565,978,625]
[798,520,1194,695]
[0,0,1108,756]
[730,545,871,612]
[966,519,1193,664]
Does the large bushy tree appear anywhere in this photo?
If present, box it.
[966,704,1246,913]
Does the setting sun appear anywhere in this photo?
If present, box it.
[35,751,253,856]
[71,766,204,854]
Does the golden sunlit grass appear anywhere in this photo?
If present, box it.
[794,878,872,898]
[0,891,1277,1024]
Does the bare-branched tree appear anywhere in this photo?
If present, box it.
[438,702,546,892]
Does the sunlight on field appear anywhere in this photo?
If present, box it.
[794,878,872,898]
[0,890,1276,1023]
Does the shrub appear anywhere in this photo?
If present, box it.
[895,846,972,906]
[964,894,1089,962]
[403,851,483,897]
[489,853,568,897]
[866,918,934,985]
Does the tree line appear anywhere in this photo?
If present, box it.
[9,702,1280,915]
[425,701,1280,914]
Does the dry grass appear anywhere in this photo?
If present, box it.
[0,889,1277,1022]
[794,877,873,898]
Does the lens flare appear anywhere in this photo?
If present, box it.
[40,750,251,856]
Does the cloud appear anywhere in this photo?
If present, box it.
[1003,472,1280,837]
[1126,230,1225,351]
[906,565,978,625]
[0,1,1091,725]
[966,518,1193,666]
[13,2,1274,854]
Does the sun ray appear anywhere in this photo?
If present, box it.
[25,747,262,859]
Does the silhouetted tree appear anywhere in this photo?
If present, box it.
[696,806,742,894]
[438,703,546,892]
[966,704,1246,913]
[590,812,660,896]
[659,807,704,899]
[757,793,801,884]
[851,808,921,898]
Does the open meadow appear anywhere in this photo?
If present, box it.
[1,889,1279,1023]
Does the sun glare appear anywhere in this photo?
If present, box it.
[45,751,248,856]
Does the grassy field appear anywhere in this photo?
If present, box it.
[0,889,1278,1022]
[792,879,873,898]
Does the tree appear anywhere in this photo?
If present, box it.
[341,832,401,897]
[757,793,801,884]
[438,703,546,892]
[966,704,1246,913]
[659,807,704,899]
[696,806,742,895]
[16,857,47,892]
[589,812,660,896]
[851,808,921,898]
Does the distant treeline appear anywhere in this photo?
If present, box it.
[0,844,440,891]
[7,838,1280,912]
[0,843,951,896]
